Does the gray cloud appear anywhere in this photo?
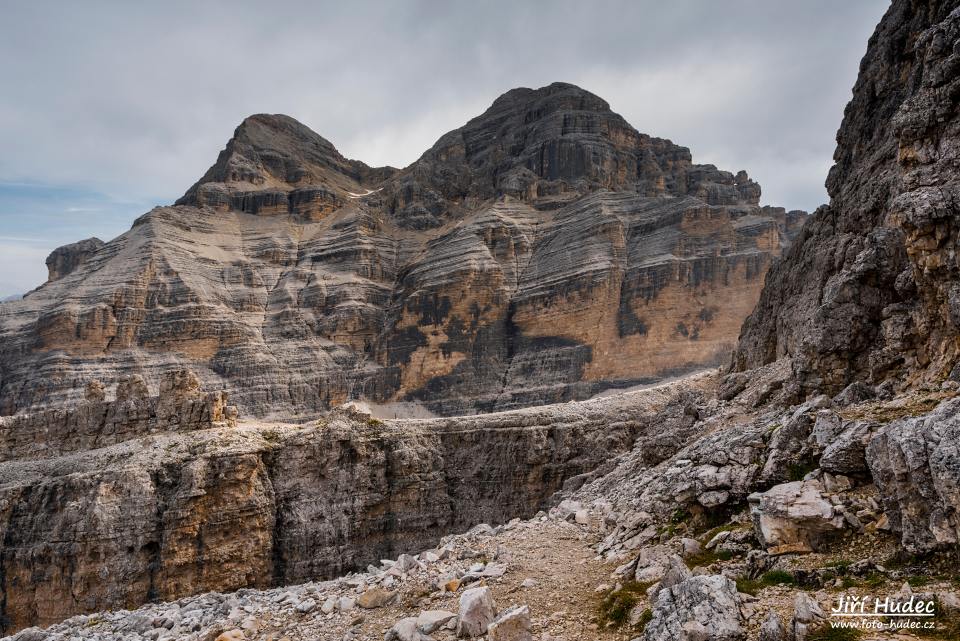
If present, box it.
[0,0,888,295]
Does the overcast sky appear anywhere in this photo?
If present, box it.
[0,0,888,297]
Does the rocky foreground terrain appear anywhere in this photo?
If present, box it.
[5,0,960,640]
[0,80,803,418]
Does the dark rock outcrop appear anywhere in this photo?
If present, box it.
[732,1,960,397]
[383,82,763,228]
[0,84,804,419]
[45,237,104,282]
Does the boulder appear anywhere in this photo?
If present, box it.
[749,480,845,552]
[820,421,874,475]
[633,545,674,583]
[487,604,532,641]
[678,538,701,558]
[294,598,316,614]
[357,587,396,609]
[759,400,824,483]
[416,610,457,634]
[641,575,746,641]
[758,611,787,641]
[456,586,497,637]
[865,397,960,552]
[790,593,825,641]
[651,555,692,598]
[832,382,876,407]
[395,553,421,573]
[386,617,426,641]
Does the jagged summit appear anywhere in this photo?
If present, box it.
[470,81,622,137]
[383,81,762,228]
[175,83,763,229]
[176,113,397,215]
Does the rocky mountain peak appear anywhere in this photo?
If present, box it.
[484,81,613,116]
[384,81,761,229]
[176,113,397,213]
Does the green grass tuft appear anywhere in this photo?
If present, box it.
[760,570,795,586]
[825,559,852,571]
[735,577,761,595]
[736,570,795,595]
[684,549,735,569]
[635,607,652,630]
[597,581,653,630]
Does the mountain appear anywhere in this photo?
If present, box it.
[5,3,960,637]
[0,83,805,418]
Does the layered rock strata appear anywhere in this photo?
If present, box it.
[0,83,804,419]
[0,375,707,633]
[0,369,235,463]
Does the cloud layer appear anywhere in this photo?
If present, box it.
[0,0,889,296]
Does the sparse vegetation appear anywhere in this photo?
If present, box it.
[907,574,933,587]
[684,548,734,569]
[698,523,738,543]
[863,572,885,588]
[736,570,795,595]
[635,607,653,630]
[735,577,760,595]
[760,570,795,585]
[825,559,852,572]
[597,581,653,629]
[839,576,859,589]
[840,393,952,423]
[657,507,695,538]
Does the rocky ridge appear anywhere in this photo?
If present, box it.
[732,0,960,399]
[0,83,804,419]
[0,371,712,633]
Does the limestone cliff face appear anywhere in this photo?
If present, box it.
[732,0,960,397]
[0,376,704,633]
[0,83,804,418]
